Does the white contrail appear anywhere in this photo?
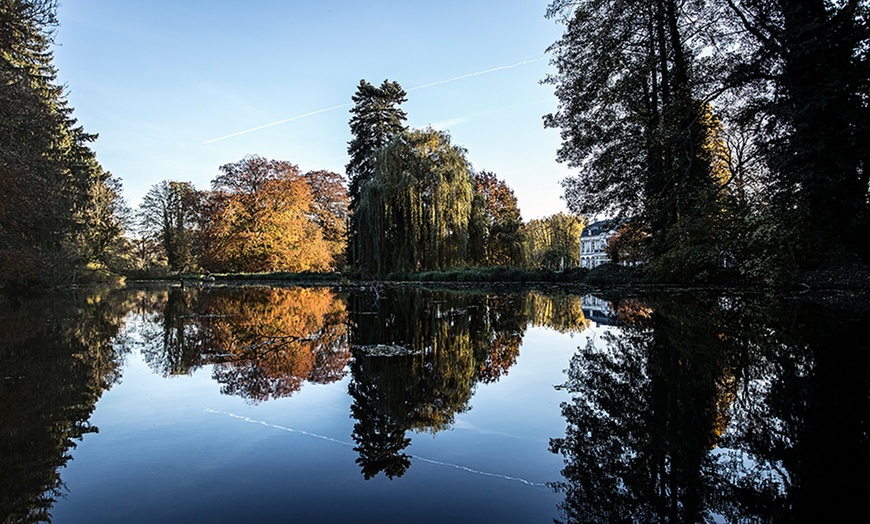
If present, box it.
[408,56,547,91]
[205,408,548,487]
[201,56,547,144]
[203,103,351,144]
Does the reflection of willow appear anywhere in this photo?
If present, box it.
[550,294,737,523]
[0,290,130,523]
[551,293,870,523]
[346,288,532,479]
[134,287,350,402]
[526,292,591,334]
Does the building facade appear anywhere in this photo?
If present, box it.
[579,220,616,269]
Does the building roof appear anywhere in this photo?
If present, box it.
[581,219,617,237]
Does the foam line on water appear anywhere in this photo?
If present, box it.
[205,408,547,488]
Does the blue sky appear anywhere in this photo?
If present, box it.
[52,0,572,220]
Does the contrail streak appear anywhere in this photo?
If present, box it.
[408,56,547,91]
[201,56,547,144]
[203,103,351,144]
[205,408,548,487]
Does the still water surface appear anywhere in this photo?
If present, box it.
[1,285,867,522]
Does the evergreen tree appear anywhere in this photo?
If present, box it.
[1,0,124,289]
[346,79,407,269]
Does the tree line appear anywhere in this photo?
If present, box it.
[545,0,869,279]
[132,79,582,277]
[1,0,129,291]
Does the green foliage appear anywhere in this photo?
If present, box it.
[0,0,128,291]
[356,128,474,276]
[523,212,584,269]
[346,79,408,268]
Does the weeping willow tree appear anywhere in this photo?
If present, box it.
[355,128,474,276]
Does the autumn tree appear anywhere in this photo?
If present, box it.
[523,213,584,269]
[198,156,332,273]
[355,128,474,275]
[472,171,525,267]
[138,180,199,271]
[303,170,349,269]
[346,79,408,268]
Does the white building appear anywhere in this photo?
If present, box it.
[579,220,616,269]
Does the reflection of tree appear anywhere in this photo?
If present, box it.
[0,290,129,523]
[347,288,532,479]
[134,287,350,402]
[527,292,590,334]
[550,294,736,523]
[207,288,349,401]
[708,297,870,522]
[136,288,209,377]
[551,293,870,523]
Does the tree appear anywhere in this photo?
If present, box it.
[545,0,732,275]
[472,171,525,266]
[78,172,132,271]
[303,170,349,269]
[198,156,332,273]
[346,79,408,268]
[355,128,474,275]
[523,212,584,269]
[1,0,120,289]
[138,180,199,271]
[721,0,870,266]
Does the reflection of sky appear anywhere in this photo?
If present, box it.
[52,321,580,522]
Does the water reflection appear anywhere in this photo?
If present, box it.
[0,290,131,523]
[4,285,867,522]
[550,292,870,523]
[347,288,532,478]
[129,287,350,401]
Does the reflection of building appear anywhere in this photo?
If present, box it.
[579,220,616,269]
[581,295,618,326]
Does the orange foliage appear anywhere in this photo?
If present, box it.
[198,156,334,272]
[200,287,350,401]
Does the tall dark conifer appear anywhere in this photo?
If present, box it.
[346,79,407,270]
[1,0,126,289]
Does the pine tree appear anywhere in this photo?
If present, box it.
[346,79,407,269]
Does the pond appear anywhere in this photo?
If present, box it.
[1,284,868,523]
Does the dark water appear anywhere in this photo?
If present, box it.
[1,285,867,523]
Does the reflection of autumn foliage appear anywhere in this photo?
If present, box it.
[475,332,521,384]
[616,299,652,325]
[132,287,350,402]
[200,288,349,401]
